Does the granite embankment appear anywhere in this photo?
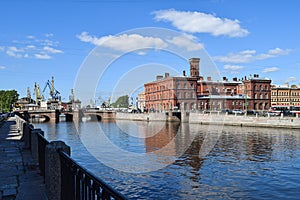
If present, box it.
[116,112,300,129]
[189,113,300,128]
[0,117,46,200]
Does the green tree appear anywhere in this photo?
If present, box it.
[111,95,129,108]
[0,90,19,112]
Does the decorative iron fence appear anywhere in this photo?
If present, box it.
[59,151,127,200]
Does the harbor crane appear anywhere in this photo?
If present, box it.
[33,82,43,105]
[43,76,61,101]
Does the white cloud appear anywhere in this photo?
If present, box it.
[45,33,54,37]
[153,9,249,37]
[214,48,291,64]
[285,77,297,83]
[77,32,168,52]
[223,64,244,74]
[0,35,62,60]
[167,33,204,51]
[34,54,51,59]
[224,64,244,70]
[0,65,6,70]
[26,35,35,39]
[268,47,290,55]
[262,67,280,73]
[26,45,36,49]
[6,46,24,58]
[136,51,147,56]
[43,46,63,54]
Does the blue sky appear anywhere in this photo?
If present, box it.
[1,0,300,104]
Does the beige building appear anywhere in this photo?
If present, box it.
[271,84,300,108]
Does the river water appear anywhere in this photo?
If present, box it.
[34,120,300,200]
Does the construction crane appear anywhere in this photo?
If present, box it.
[43,76,61,101]
[33,82,43,105]
[26,87,31,100]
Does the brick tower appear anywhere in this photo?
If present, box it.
[189,58,200,77]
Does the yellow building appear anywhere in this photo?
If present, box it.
[271,84,300,108]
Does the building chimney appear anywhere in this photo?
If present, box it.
[207,76,212,81]
[199,76,204,81]
[156,75,163,80]
[165,73,169,78]
[233,77,238,82]
[223,77,227,81]
[183,70,186,76]
[189,58,200,77]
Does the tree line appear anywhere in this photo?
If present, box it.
[0,90,19,112]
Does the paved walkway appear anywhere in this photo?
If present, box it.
[0,118,47,200]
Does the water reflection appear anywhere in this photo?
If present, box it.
[34,121,300,199]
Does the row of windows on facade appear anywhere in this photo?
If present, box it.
[146,92,196,101]
[146,93,270,101]
[254,93,269,99]
[145,84,195,92]
[148,101,269,110]
[252,85,269,91]
[271,92,300,96]
[272,98,300,102]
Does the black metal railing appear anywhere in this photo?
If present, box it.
[59,151,127,200]
[37,132,50,178]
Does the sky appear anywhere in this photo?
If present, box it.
[1,0,300,105]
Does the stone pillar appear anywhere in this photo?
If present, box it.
[23,123,33,149]
[31,129,44,163]
[45,141,70,200]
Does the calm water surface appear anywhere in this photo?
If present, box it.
[34,120,300,199]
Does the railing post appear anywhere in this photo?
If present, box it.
[22,123,33,149]
[31,129,44,163]
[45,141,70,200]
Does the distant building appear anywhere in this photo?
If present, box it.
[66,99,81,111]
[137,91,146,112]
[243,74,272,111]
[144,58,199,111]
[271,84,300,108]
[16,97,37,110]
[144,58,272,111]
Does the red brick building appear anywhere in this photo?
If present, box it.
[144,58,271,111]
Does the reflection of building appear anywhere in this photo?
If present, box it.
[145,122,180,156]
[144,58,272,111]
[271,84,300,107]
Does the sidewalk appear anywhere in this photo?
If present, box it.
[0,118,47,200]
